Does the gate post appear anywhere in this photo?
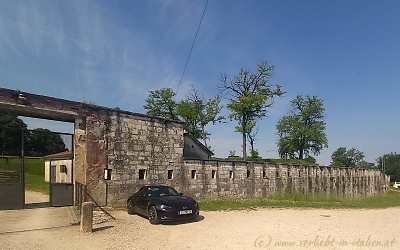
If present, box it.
[80,201,93,233]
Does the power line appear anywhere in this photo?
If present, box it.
[175,0,209,97]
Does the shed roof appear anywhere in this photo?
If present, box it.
[44,150,73,160]
[184,132,214,156]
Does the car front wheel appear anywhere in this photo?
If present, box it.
[127,200,134,215]
[148,206,159,224]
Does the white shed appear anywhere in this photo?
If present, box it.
[44,150,73,183]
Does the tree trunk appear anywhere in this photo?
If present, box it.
[201,125,208,148]
[242,119,247,159]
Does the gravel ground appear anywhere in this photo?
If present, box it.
[1,206,399,250]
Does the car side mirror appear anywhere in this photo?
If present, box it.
[179,193,183,196]
[138,194,144,198]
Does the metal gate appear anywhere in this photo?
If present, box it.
[0,156,24,210]
[0,128,24,210]
[0,127,74,209]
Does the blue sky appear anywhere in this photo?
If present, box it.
[1,0,399,165]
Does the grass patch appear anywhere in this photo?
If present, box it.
[24,158,48,195]
[198,189,400,211]
[0,157,22,171]
[25,173,49,194]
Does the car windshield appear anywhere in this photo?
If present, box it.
[147,186,179,197]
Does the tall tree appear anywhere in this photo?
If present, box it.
[0,113,27,155]
[377,153,400,181]
[26,128,67,157]
[176,99,202,138]
[143,88,179,120]
[181,88,224,148]
[276,95,327,159]
[144,88,224,147]
[246,122,258,155]
[331,147,365,168]
[219,61,284,159]
[233,118,258,156]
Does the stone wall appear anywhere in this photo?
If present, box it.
[181,160,389,200]
[105,111,185,206]
[104,153,389,206]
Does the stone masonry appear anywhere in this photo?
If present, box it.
[181,160,389,200]
[105,111,185,206]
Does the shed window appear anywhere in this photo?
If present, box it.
[60,165,67,174]
[247,169,251,178]
[229,170,233,179]
[262,170,267,178]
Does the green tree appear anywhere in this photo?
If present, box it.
[228,150,237,158]
[0,113,27,155]
[248,149,262,160]
[377,153,400,181]
[143,88,199,136]
[181,88,224,148]
[143,88,179,120]
[176,99,202,138]
[276,95,327,159]
[219,61,284,159]
[245,122,258,155]
[26,128,67,157]
[234,118,260,156]
[331,147,365,168]
[144,88,224,147]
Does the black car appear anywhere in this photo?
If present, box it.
[127,185,199,224]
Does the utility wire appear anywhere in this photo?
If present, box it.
[175,0,209,97]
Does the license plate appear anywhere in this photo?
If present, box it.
[178,210,192,215]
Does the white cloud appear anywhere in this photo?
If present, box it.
[14,1,66,57]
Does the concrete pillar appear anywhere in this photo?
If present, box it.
[80,202,93,233]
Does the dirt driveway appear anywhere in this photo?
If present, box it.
[0,191,78,234]
[1,204,399,250]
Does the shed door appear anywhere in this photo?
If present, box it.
[49,161,73,206]
[50,165,56,183]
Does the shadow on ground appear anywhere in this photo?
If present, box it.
[25,202,50,209]
[93,225,114,232]
[132,213,205,226]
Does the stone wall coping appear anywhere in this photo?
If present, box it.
[183,158,381,171]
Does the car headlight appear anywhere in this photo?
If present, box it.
[160,204,173,210]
